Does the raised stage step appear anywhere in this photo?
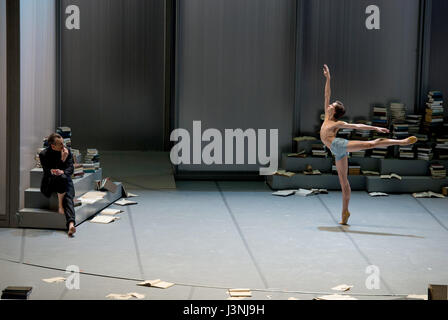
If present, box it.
[25,169,103,210]
[266,174,366,191]
[17,182,124,230]
[366,176,448,193]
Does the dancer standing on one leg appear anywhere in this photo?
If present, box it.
[319,65,418,225]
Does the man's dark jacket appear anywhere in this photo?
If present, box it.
[38,147,75,198]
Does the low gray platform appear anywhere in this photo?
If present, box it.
[25,169,103,210]
[17,182,123,230]
[366,176,448,193]
[266,174,366,191]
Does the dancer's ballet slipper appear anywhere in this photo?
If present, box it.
[339,211,351,225]
[407,136,418,145]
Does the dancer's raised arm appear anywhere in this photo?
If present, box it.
[337,122,390,134]
[323,64,331,115]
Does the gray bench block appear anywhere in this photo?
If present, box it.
[266,174,366,191]
[380,159,429,176]
[30,167,102,188]
[366,176,448,193]
[17,182,123,230]
[281,155,332,173]
[25,169,103,210]
[348,157,380,171]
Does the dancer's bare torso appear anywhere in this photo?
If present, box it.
[320,118,341,149]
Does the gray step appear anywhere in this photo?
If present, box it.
[25,169,103,209]
[30,167,102,188]
[366,176,448,193]
[266,174,366,191]
[282,155,332,173]
[380,159,429,176]
[17,182,123,230]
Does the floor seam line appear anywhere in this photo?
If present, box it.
[413,198,448,233]
[215,181,269,289]
[317,195,395,295]
[127,207,146,280]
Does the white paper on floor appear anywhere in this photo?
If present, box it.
[406,294,427,300]
[100,208,124,216]
[115,199,138,206]
[137,279,175,289]
[90,215,120,224]
[369,192,389,197]
[272,190,297,197]
[331,284,353,292]
[228,288,252,298]
[42,277,66,283]
[314,294,357,300]
[106,292,145,300]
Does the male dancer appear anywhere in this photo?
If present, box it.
[320,65,417,225]
[39,133,77,237]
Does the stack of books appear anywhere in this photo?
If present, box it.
[73,164,85,179]
[57,126,72,147]
[417,144,434,161]
[371,147,389,159]
[399,145,415,159]
[372,106,389,128]
[434,142,448,160]
[1,286,32,300]
[406,115,422,135]
[392,123,409,140]
[390,103,406,124]
[429,163,446,179]
[85,148,100,165]
[348,165,361,175]
[312,144,328,158]
[351,150,366,158]
[352,121,372,140]
[83,163,99,173]
[337,127,353,139]
[424,91,444,130]
[34,147,45,168]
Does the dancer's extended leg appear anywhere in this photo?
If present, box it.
[336,157,351,225]
[347,136,417,153]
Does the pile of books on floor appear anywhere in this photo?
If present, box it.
[430,163,446,179]
[390,102,406,124]
[417,144,433,161]
[348,165,361,175]
[56,126,72,147]
[392,123,409,139]
[406,115,422,135]
[73,164,85,179]
[399,145,415,159]
[311,144,328,157]
[372,106,389,128]
[424,91,444,131]
[434,141,448,160]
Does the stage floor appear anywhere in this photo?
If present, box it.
[1,181,447,300]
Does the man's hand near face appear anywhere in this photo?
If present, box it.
[61,147,69,162]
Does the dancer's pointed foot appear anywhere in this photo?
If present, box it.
[404,136,418,145]
[339,211,351,225]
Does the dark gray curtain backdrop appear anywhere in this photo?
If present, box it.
[299,0,420,135]
[428,0,448,117]
[176,0,297,172]
[60,0,165,151]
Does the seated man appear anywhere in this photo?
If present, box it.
[39,133,76,237]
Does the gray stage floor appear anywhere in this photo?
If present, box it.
[1,180,447,300]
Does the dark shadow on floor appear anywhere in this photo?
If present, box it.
[318,226,424,239]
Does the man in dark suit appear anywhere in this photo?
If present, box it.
[39,133,76,237]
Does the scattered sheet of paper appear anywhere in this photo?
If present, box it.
[406,294,427,300]
[115,199,138,206]
[380,173,402,180]
[100,208,124,216]
[272,190,297,197]
[274,170,296,178]
[90,215,120,224]
[311,189,328,194]
[362,170,380,176]
[314,294,357,300]
[303,169,322,175]
[42,277,66,283]
[106,292,145,300]
[295,189,314,197]
[369,192,389,197]
[288,297,300,300]
[228,288,252,298]
[331,284,353,292]
[413,191,445,199]
[126,192,139,198]
[78,191,107,204]
[137,279,175,289]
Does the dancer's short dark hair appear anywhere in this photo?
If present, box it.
[48,133,62,146]
[334,101,345,120]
